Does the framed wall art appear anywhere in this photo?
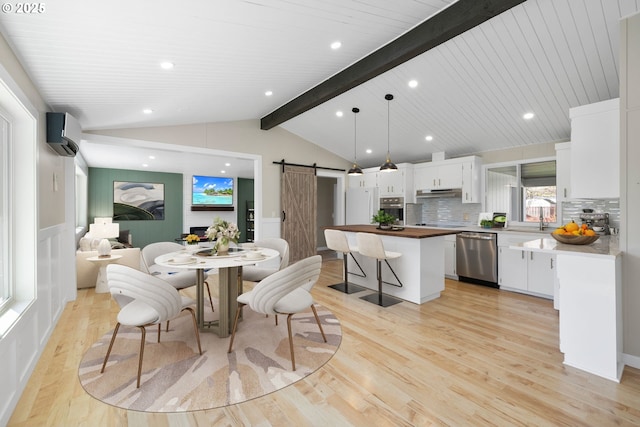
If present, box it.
[113,181,165,220]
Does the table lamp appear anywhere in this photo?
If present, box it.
[89,217,119,258]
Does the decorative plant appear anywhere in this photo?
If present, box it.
[480,219,494,228]
[372,210,396,226]
[185,234,200,244]
[206,217,240,252]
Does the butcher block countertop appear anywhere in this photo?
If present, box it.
[327,225,459,239]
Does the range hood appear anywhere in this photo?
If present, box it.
[416,189,462,198]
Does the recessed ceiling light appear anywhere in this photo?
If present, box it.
[142,163,149,168]
[336,111,343,117]
[425,135,434,142]
[523,112,535,120]
[143,109,153,114]
[265,90,273,96]
[366,149,372,154]
[160,62,174,70]
[408,80,418,88]
[331,41,342,50]
[149,155,155,160]
[220,170,226,174]
[225,163,231,167]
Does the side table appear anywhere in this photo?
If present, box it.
[87,254,123,293]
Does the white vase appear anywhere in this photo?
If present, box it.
[97,238,112,257]
[216,241,229,254]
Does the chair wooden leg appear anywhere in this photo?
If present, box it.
[286,313,296,371]
[136,325,147,388]
[205,281,215,312]
[182,307,202,355]
[165,320,170,333]
[227,303,244,353]
[310,304,327,342]
[100,322,121,374]
[158,324,162,343]
[275,314,278,326]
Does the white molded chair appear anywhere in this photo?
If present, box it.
[356,232,403,307]
[324,229,366,294]
[141,241,215,311]
[242,238,290,282]
[100,264,202,388]
[228,255,326,370]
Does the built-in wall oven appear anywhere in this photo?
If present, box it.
[456,231,498,287]
[380,197,404,224]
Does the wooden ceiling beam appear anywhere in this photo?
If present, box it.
[260,0,525,130]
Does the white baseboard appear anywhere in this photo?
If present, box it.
[623,352,640,370]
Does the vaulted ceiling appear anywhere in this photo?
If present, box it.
[1,0,637,171]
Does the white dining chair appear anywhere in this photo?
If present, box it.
[242,238,290,282]
[228,255,326,370]
[141,241,215,312]
[100,264,202,388]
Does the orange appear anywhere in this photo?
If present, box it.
[565,221,579,232]
[584,229,596,236]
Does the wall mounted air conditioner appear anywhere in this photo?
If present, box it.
[46,112,81,157]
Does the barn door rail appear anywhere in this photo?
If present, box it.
[274,159,345,174]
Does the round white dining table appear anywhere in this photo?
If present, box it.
[155,246,279,338]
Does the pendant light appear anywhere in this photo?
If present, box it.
[380,93,398,172]
[347,107,363,176]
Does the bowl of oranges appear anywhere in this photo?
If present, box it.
[551,221,599,245]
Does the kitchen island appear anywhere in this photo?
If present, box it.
[512,236,623,382]
[326,225,459,304]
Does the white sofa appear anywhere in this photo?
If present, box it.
[76,232,143,289]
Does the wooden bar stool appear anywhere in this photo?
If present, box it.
[356,232,403,307]
[324,229,366,294]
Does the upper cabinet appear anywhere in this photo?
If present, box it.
[569,99,619,199]
[378,163,414,198]
[414,162,462,190]
[348,169,377,188]
[461,157,481,203]
[347,164,414,199]
[414,156,481,203]
[555,142,571,201]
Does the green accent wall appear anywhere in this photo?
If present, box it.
[237,178,254,243]
[88,168,183,248]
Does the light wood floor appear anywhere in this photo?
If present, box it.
[9,258,640,426]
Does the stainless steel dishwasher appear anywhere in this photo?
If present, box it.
[456,232,498,287]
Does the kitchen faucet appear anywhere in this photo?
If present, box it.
[539,207,546,231]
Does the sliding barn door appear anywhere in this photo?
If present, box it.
[281,165,317,263]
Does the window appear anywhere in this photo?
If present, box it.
[485,159,557,225]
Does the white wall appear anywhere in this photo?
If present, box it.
[0,34,76,426]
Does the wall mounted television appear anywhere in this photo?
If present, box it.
[191,175,234,211]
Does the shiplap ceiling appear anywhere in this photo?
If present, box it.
[1,0,638,171]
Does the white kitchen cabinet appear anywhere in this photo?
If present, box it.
[461,157,481,203]
[526,250,555,296]
[557,253,622,381]
[348,169,377,188]
[444,234,457,279]
[413,162,462,190]
[498,233,554,299]
[569,99,619,199]
[378,168,404,196]
[555,142,571,201]
[377,163,414,199]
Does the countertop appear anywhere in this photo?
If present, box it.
[327,224,459,239]
[511,236,621,259]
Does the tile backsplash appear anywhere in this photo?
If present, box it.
[411,197,620,230]
[562,199,620,228]
[416,198,483,226]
